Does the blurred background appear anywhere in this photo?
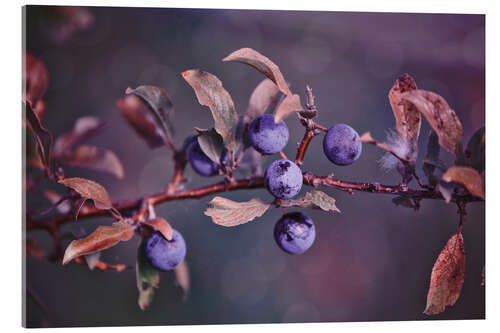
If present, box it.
[24,6,485,327]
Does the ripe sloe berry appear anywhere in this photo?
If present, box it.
[248,114,289,154]
[264,159,303,199]
[144,229,186,271]
[323,124,362,165]
[274,212,315,254]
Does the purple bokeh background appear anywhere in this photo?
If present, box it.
[25,6,484,327]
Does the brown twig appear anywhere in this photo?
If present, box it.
[26,85,484,263]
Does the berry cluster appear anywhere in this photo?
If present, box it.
[182,113,362,255]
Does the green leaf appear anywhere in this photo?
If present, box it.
[281,190,340,213]
[196,128,225,164]
[182,69,239,153]
[136,240,160,311]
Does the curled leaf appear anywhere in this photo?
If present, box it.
[424,232,465,315]
[442,166,485,199]
[140,217,173,241]
[196,128,225,164]
[274,94,302,123]
[62,220,135,265]
[388,74,421,162]
[61,144,124,179]
[281,190,340,213]
[223,48,292,96]
[136,240,160,310]
[205,197,271,227]
[401,90,463,155]
[182,69,239,153]
[117,94,166,149]
[126,85,175,145]
[174,260,190,300]
[58,177,113,210]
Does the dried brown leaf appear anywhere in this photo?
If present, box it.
[182,70,239,153]
[140,218,173,241]
[62,220,135,265]
[282,190,340,213]
[205,197,271,227]
[223,48,292,96]
[62,144,124,179]
[424,232,465,315]
[442,166,485,199]
[58,177,113,210]
[274,94,302,123]
[174,260,190,300]
[401,90,463,155]
[388,74,421,161]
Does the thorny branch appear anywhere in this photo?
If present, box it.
[26,86,484,262]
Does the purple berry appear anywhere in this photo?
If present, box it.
[248,114,289,154]
[187,138,226,177]
[323,124,362,166]
[144,229,186,271]
[274,212,315,254]
[264,159,303,199]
